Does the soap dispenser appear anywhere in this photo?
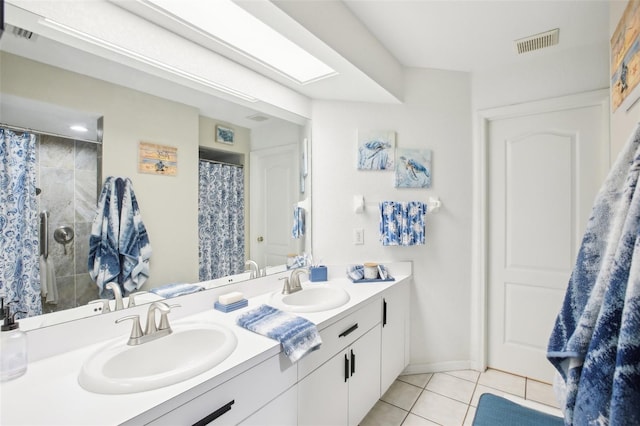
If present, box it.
[0,298,28,382]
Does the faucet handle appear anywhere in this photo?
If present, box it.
[88,299,110,313]
[116,315,144,345]
[158,304,180,331]
[127,291,149,308]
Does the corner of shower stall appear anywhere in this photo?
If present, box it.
[36,133,102,313]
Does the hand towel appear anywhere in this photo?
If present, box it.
[236,304,322,362]
[149,283,204,298]
[379,201,427,246]
[39,255,58,304]
[347,264,364,281]
[292,206,305,239]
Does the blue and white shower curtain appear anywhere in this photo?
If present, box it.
[0,128,42,317]
[199,161,245,281]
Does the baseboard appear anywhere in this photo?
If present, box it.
[403,360,476,375]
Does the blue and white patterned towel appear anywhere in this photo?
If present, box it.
[347,265,364,280]
[547,123,640,425]
[149,283,204,298]
[89,177,152,298]
[379,201,427,246]
[236,304,322,362]
[292,206,305,239]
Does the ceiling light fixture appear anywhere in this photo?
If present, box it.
[70,125,88,132]
[140,0,337,85]
[41,18,259,103]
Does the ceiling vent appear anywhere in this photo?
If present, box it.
[515,28,559,54]
[247,114,269,122]
[7,24,37,41]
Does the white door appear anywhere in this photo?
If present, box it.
[250,145,298,268]
[487,98,608,382]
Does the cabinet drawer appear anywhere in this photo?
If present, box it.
[147,353,296,425]
[298,298,381,379]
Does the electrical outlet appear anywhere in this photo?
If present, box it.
[353,228,364,245]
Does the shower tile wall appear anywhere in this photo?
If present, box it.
[37,135,100,313]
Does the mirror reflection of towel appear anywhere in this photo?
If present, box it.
[39,255,58,305]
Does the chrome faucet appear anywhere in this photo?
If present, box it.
[105,282,125,311]
[115,301,179,346]
[282,268,307,295]
[245,260,260,279]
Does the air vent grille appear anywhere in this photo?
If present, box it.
[8,24,36,41]
[515,28,559,54]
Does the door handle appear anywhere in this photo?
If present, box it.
[192,400,234,426]
[383,299,387,327]
[344,354,349,382]
[350,349,356,377]
[338,323,358,338]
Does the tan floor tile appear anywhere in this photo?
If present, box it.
[426,372,476,404]
[478,369,525,397]
[526,378,560,408]
[360,400,408,426]
[402,413,440,426]
[381,380,423,411]
[463,405,477,426]
[445,369,481,383]
[470,384,517,407]
[411,390,468,425]
[398,373,433,388]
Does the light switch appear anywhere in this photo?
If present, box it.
[353,228,364,245]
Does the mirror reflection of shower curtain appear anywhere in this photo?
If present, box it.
[0,128,42,317]
[198,160,245,281]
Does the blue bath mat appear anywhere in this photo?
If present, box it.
[473,394,563,426]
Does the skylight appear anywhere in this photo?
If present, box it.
[141,0,337,84]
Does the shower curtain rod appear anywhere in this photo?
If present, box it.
[0,123,102,145]
[198,157,244,168]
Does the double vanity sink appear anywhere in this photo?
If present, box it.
[77,283,351,395]
[1,265,410,426]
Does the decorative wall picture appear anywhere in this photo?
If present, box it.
[395,148,432,188]
[138,142,177,176]
[216,125,235,144]
[357,129,395,170]
[611,0,640,112]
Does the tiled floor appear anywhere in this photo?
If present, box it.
[360,369,563,426]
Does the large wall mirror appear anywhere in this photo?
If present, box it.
[0,3,312,330]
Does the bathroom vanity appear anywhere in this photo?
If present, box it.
[0,263,411,425]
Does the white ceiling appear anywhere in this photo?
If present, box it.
[1,0,612,134]
[342,0,610,73]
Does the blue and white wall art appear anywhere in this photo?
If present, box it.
[357,130,395,170]
[395,148,432,188]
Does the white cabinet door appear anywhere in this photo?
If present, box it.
[348,325,381,426]
[298,350,349,426]
[380,280,409,394]
[298,325,382,426]
[240,385,297,426]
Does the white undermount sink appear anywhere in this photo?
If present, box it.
[269,285,350,313]
[78,322,237,394]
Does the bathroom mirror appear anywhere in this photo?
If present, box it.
[0,19,312,330]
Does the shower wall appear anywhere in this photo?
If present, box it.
[37,134,101,313]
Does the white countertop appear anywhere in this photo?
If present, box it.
[0,272,410,426]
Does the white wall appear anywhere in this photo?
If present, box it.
[312,68,473,370]
[2,52,200,289]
